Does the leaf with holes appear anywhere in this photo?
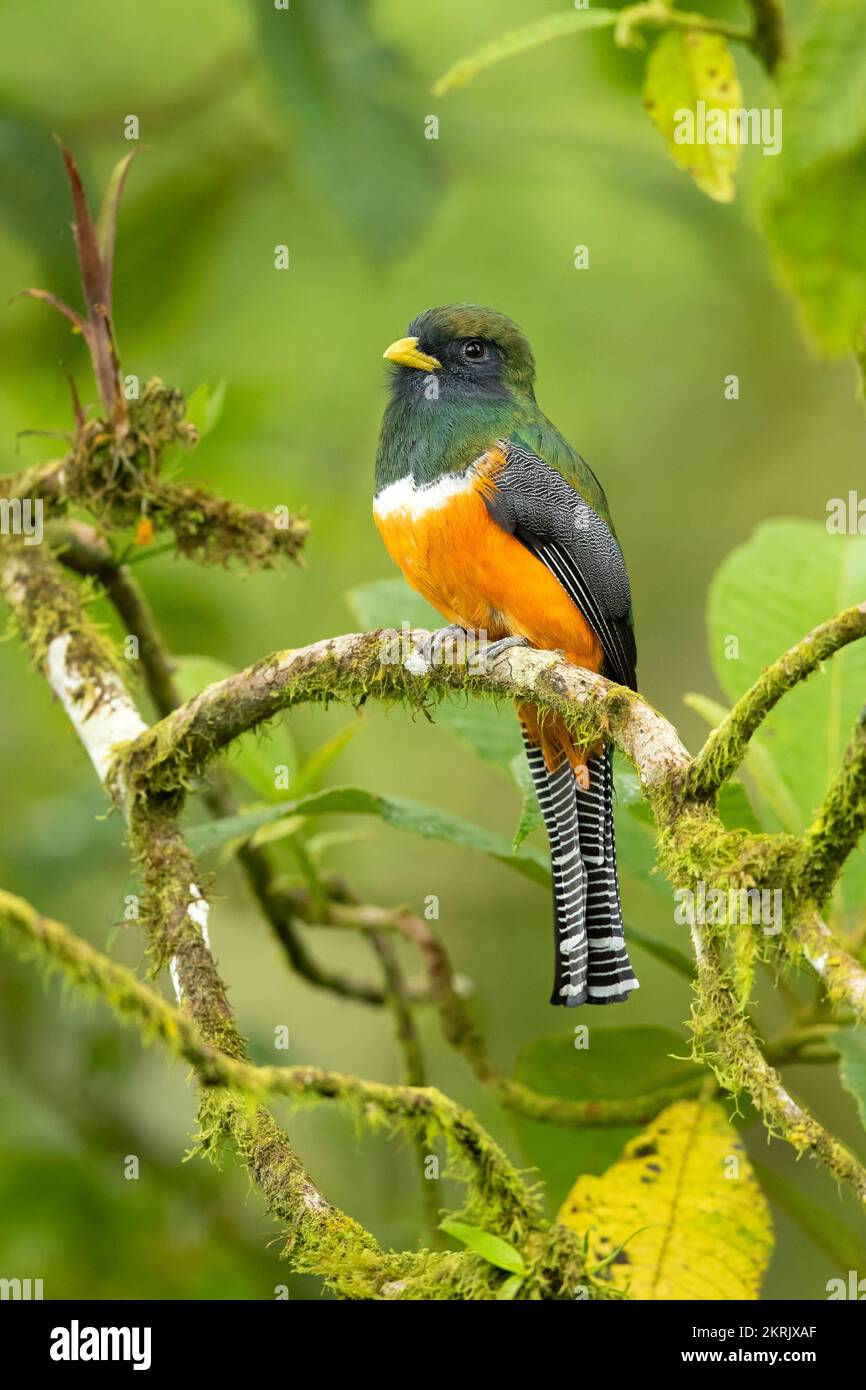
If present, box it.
[643,31,742,203]
[558,1099,773,1299]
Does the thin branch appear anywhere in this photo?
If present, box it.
[800,706,866,907]
[370,931,442,1242]
[0,886,536,1234]
[745,0,789,72]
[0,380,308,571]
[691,929,866,1206]
[687,604,866,802]
[792,912,866,1019]
[300,891,708,1126]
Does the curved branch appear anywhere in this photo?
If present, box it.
[691,929,866,1204]
[687,604,866,802]
[0,887,536,1233]
[55,524,395,1007]
[118,627,690,811]
[302,893,708,1126]
[1,543,607,1298]
[799,706,866,907]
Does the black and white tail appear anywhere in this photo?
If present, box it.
[523,737,639,1007]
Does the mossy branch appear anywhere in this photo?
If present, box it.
[685,603,866,804]
[0,541,610,1299]
[0,379,308,570]
[690,929,866,1203]
[0,887,537,1235]
[92,618,866,1205]
[799,706,866,908]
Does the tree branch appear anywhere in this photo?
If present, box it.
[1,378,308,570]
[690,928,866,1203]
[799,706,866,907]
[745,0,789,72]
[0,886,537,1234]
[0,541,608,1298]
[54,523,397,1007]
[686,604,866,803]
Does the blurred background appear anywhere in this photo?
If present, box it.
[0,0,864,1300]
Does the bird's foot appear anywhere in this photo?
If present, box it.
[404,624,470,674]
[479,634,530,663]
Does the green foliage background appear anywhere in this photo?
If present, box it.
[0,0,864,1299]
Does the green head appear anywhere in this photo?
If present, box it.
[383,303,537,402]
[376,303,539,487]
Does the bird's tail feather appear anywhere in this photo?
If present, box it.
[522,734,639,1007]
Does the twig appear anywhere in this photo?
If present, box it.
[0,886,536,1233]
[686,604,866,803]
[745,0,789,72]
[800,707,866,907]
[691,928,866,1206]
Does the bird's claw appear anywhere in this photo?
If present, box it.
[480,635,530,662]
[405,624,469,673]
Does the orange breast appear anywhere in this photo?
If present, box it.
[373,449,602,671]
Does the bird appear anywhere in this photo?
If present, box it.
[374,304,639,1007]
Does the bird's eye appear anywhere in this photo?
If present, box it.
[463,339,486,362]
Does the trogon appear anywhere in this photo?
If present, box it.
[374,304,639,1007]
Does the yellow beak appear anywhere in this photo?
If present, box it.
[382,336,441,371]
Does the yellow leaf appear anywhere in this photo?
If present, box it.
[558,1100,773,1299]
[643,30,742,203]
[133,516,155,547]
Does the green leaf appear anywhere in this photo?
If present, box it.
[559,1100,773,1299]
[432,8,619,96]
[717,781,763,835]
[185,380,227,439]
[345,576,438,631]
[613,803,667,898]
[752,1160,866,1272]
[439,1218,527,1276]
[643,30,742,203]
[289,722,361,799]
[252,0,441,265]
[495,1274,525,1300]
[173,655,296,798]
[761,0,866,353]
[512,1028,704,1211]
[184,785,550,884]
[837,1029,866,1132]
[706,520,866,914]
[509,753,543,850]
[625,923,694,980]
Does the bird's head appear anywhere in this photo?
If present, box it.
[382,303,536,405]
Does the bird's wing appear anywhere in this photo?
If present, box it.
[485,440,637,690]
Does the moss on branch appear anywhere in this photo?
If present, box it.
[686,604,866,803]
[800,706,866,907]
[0,378,308,570]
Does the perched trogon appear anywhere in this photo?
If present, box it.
[374,304,639,1007]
